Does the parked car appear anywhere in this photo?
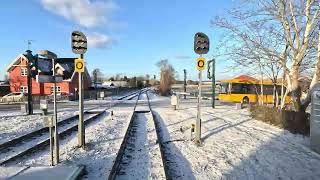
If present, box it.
[47,91,73,102]
[0,92,27,103]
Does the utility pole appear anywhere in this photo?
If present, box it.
[52,58,59,164]
[38,50,59,165]
[25,50,34,115]
[27,40,34,50]
[184,69,187,99]
[196,65,202,143]
[78,54,85,148]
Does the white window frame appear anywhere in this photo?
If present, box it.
[20,86,28,93]
[21,68,27,76]
[51,86,61,94]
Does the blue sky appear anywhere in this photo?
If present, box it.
[0,0,237,81]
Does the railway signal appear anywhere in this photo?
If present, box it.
[71,31,87,148]
[208,59,216,108]
[193,32,210,145]
[71,31,87,54]
[194,32,210,55]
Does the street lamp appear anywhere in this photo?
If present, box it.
[38,50,59,165]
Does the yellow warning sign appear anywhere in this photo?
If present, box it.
[75,58,85,73]
[196,57,205,71]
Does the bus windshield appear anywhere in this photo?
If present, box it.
[220,83,229,94]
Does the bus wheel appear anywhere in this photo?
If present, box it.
[242,97,249,104]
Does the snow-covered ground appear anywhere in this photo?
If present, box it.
[2,91,320,180]
[116,112,165,180]
[12,106,134,179]
[0,110,78,144]
[151,97,320,180]
[0,91,141,145]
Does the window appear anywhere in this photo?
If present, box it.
[51,86,61,93]
[21,68,27,76]
[219,83,229,94]
[20,86,28,93]
[231,83,256,94]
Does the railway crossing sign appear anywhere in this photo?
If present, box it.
[75,58,85,72]
[196,57,205,71]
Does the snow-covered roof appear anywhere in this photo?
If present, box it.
[6,54,27,72]
[37,58,52,72]
[6,54,88,81]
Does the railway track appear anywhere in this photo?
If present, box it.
[108,90,171,180]
[0,90,144,166]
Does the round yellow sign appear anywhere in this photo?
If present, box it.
[74,58,85,72]
[196,57,206,71]
[76,62,83,70]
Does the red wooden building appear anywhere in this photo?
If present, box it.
[6,54,91,96]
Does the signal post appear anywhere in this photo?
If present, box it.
[71,31,87,148]
[194,32,210,144]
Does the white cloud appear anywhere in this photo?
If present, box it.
[41,0,117,28]
[87,32,116,48]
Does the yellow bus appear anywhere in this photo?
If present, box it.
[218,76,291,104]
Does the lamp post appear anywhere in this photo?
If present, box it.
[38,50,59,165]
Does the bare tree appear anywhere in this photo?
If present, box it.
[156,59,176,96]
[310,30,320,90]
[115,73,122,81]
[213,0,319,111]
[92,68,104,100]
[4,74,9,84]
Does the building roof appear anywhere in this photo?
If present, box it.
[6,54,90,81]
[234,75,258,82]
[38,58,76,80]
[220,75,280,85]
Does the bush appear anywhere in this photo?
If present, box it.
[249,105,309,136]
[156,59,176,96]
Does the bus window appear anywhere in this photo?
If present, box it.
[230,83,251,94]
[231,83,243,93]
[220,83,229,94]
[263,85,274,95]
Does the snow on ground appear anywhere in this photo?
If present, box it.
[15,106,134,180]
[116,112,165,180]
[3,90,320,179]
[0,94,135,144]
[151,97,320,180]
[145,112,166,179]
[0,110,78,144]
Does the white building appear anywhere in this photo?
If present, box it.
[102,81,128,88]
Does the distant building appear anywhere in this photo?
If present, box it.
[102,81,128,88]
[6,54,91,96]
